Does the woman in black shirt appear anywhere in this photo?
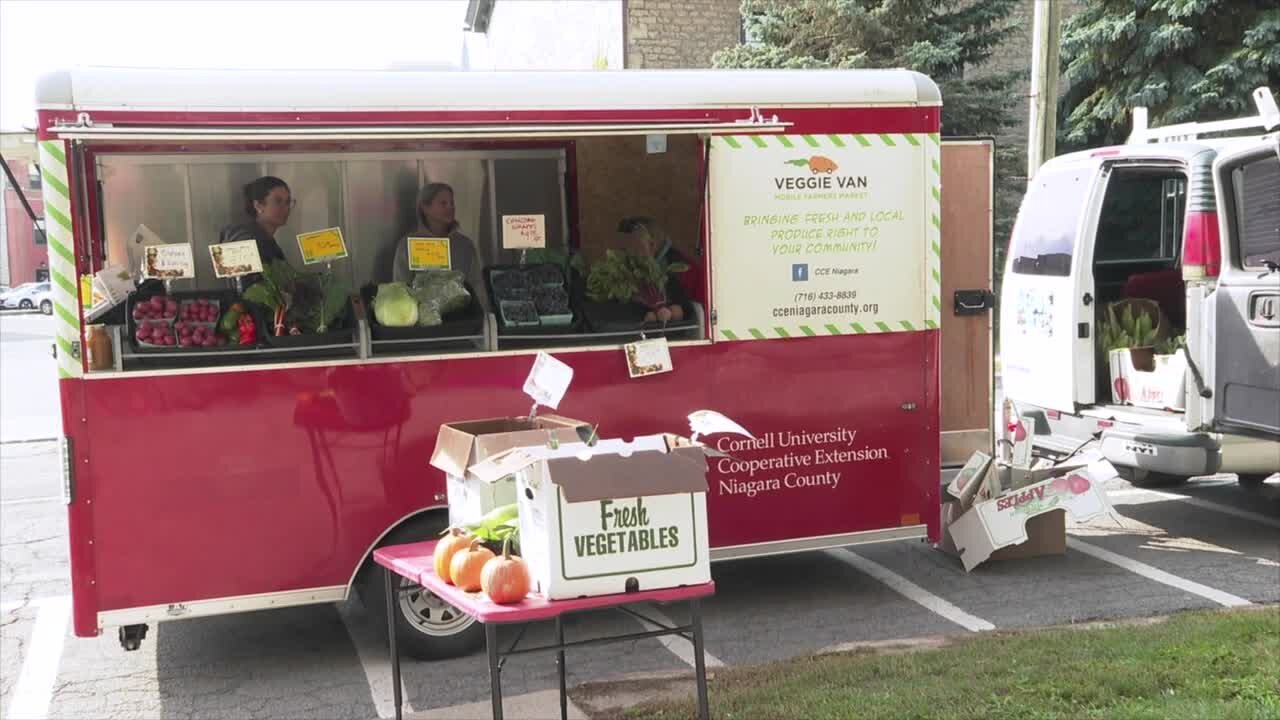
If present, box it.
[218,176,292,281]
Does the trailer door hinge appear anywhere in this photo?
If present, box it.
[61,436,75,505]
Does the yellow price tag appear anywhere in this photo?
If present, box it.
[80,274,94,302]
[408,237,451,271]
[297,227,349,264]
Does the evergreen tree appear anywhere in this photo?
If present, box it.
[713,0,1023,138]
[713,0,1026,307]
[1060,1,1280,149]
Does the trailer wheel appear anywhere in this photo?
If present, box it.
[1116,467,1188,488]
[359,515,484,660]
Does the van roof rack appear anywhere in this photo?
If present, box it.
[1127,87,1279,144]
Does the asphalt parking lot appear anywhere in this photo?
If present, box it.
[3,446,1276,719]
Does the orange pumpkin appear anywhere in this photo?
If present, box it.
[433,528,474,584]
[449,538,495,592]
[481,539,531,604]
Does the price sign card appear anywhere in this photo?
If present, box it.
[501,214,546,250]
[408,237,451,270]
[142,243,195,280]
[523,351,573,410]
[297,227,349,264]
[624,337,674,378]
[210,241,263,278]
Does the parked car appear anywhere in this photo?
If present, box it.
[0,282,53,314]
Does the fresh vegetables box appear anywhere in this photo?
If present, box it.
[430,415,587,527]
[466,433,713,600]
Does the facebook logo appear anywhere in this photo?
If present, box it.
[792,263,809,282]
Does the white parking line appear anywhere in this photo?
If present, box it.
[0,595,69,615]
[337,602,416,719]
[1108,487,1280,531]
[5,595,71,720]
[1067,538,1252,607]
[833,550,995,632]
[631,604,725,669]
[0,496,62,507]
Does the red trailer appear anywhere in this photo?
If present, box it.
[35,67,991,657]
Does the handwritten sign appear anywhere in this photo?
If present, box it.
[624,337,674,378]
[408,237,451,271]
[210,240,263,278]
[523,351,573,410]
[501,214,546,250]
[142,243,195,280]
[297,227,349,264]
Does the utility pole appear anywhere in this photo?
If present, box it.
[1027,0,1062,182]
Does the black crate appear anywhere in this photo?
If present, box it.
[362,283,485,341]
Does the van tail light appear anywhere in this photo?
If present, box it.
[1182,210,1221,281]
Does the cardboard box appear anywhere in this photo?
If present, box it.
[1109,349,1187,410]
[468,434,712,600]
[430,415,588,527]
[940,500,1065,561]
[944,460,1117,571]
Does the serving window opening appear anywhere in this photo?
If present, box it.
[86,132,710,371]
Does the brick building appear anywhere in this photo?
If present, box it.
[623,0,741,69]
[0,134,48,287]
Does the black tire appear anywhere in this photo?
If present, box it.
[1116,466,1189,488]
[358,513,484,660]
[18,299,32,309]
[39,300,52,315]
[1237,473,1273,488]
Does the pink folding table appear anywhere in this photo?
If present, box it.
[373,539,715,720]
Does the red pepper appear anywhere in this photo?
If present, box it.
[237,314,257,345]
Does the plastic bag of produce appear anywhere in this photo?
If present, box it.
[410,270,471,317]
[373,282,419,327]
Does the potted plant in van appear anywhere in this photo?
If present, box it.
[1099,299,1166,404]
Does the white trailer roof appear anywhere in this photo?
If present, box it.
[36,67,940,113]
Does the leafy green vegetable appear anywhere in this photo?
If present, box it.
[242,260,350,334]
[372,282,418,327]
[585,250,689,308]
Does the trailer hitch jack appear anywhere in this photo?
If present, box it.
[119,624,149,651]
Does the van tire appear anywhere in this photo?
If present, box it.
[1116,467,1188,488]
[1237,473,1272,488]
[358,513,484,660]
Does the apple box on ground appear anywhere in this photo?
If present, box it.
[943,460,1118,571]
[430,415,588,527]
[468,434,712,600]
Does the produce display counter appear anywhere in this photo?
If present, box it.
[374,539,714,720]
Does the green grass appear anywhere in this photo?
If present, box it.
[623,608,1280,720]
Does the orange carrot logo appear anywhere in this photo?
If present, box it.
[784,155,839,174]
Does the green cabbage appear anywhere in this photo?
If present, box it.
[373,282,418,327]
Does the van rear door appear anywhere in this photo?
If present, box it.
[1210,136,1280,436]
[1000,160,1104,413]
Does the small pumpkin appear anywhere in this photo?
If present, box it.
[449,538,496,592]
[481,537,531,604]
[433,527,474,584]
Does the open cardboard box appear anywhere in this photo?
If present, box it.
[468,433,713,600]
[941,458,1117,571]
[430,414,588,527]
[1108,349,1187,410]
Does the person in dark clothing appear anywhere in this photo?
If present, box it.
[218,176,292,283]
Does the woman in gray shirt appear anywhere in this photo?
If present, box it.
[392,183,485,303]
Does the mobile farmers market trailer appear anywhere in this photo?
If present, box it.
[36,67,989,658]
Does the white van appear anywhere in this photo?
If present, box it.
[1000,88,1279,487]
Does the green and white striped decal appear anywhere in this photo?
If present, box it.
[717,132,927,151]
[38,140,83,378]
[925,132,941,329]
